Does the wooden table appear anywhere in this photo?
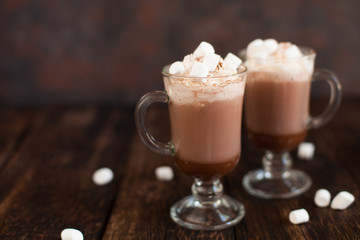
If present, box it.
[0,98,359,239]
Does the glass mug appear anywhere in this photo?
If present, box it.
[135,64,247,230]
[240,47,342,199]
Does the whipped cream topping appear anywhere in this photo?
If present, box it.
[244,39,314,80]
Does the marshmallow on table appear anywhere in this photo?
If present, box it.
[203,53,221,71]
[314,189,331,207]
[61,228,84,240]
[92,167,114,186]
[224,53,242,71]
[155,166,174,181]
[169,61,185,75]
[193,41,215,58]
[297,142,315,160]
[289,208,309,224]
[331,191,355,210]
[189,61,209,77]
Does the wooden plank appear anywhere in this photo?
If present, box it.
[316,99,360,185]
[227,98,360,240]
[0,99,357,239]
[0,109,35,169]
[104,99,360,240]
[0,107,134,239]
[103,106,236,240]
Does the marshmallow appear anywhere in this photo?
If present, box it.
[92,167,114,186]
[189,61,209,77]
[247,39,303,60]
[314,189,331,207]
[193,41,215,58]
[248,48,269,59]
[247,39,264,49]
[155,166,174,181]
[169,61,185,75]
[182,54,196,70]
[203,53,221,71]
[247,39,269,58]
[61,228,84,240]
[297,142,315,160]
[224,53,242,71]
[263,39,278,54]
[331,191,355,210]
[285,45,303,58]
[289,209,309,224]
[247,43,272,59]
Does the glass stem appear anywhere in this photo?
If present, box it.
[192,178,223,202]
[262,151,292,178]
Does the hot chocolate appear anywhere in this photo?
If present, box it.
[162,42,246,179]
[136,41,247,229]
[245,71,311,152]
[169,92,244,179]
[241,39,341,199]
[244,41,314,153]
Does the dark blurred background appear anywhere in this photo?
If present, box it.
[0,0,359,106]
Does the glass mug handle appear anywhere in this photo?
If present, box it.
[307,69,342,129]
[135,90,173,155]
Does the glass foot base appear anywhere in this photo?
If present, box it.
[242,169,312,199]
[170,194,245,230]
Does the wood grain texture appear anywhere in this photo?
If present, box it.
[0,109,35,169]
[103,108,237,240]
[102,98,360,240]
[0,99,358,239]
[0,107,134,239]
[228,98,360,239]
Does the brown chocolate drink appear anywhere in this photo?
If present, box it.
[174,156,239,179]
[245,68,312,153]
[169,96,243,179]
[164,71,246,179]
